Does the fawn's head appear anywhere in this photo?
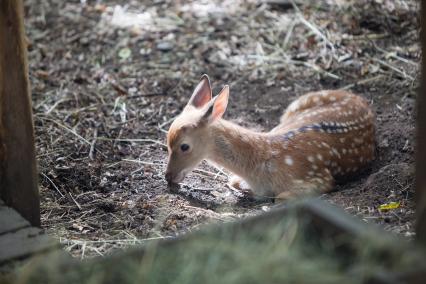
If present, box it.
[165,75,229,184]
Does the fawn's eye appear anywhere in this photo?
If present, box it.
[180,144,190,152]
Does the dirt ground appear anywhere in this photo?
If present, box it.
[25,0,420,257]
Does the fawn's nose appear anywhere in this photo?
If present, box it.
[165,171,173,183]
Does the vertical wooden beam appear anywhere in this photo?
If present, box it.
[416,1,426,245]
[0,0,39,226]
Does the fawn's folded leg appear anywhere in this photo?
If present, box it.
[228,175,251,191]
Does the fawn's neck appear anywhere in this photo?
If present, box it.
[207,119,269,179]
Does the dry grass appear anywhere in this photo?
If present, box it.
[7,206,425,284]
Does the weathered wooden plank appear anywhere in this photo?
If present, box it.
[0,227,58,264]
[416,0,426,246]
[0,249,71,277]
[0,205,30,235]
[0,0,39,226]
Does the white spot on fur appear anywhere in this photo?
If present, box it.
[285,156,294,166]
[332,148,339,155]
[241,136,251,143]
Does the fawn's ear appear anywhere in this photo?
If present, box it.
[187,74,212,108]
[201,85,229,123]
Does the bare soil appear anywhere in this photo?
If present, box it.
[25,0,420,257]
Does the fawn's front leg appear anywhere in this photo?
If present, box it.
[229,175,251,191]
[229,175,273,201]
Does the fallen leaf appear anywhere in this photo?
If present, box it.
[35,70,49,79]
[378,201,400,211]
[118,47,132,59]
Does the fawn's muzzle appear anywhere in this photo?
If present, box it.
[165,169,186,184]
[165,171,173,183]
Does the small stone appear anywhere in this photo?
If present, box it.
[79,37,90,45]
[139,48,152,55]
[379,138,389,148]
[156,41,174,51]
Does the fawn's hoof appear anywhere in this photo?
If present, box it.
[229,176,251,192]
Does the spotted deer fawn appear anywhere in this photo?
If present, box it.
[165,75,375,200]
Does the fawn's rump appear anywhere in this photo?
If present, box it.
[269,90,375,181]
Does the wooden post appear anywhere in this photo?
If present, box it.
[416,1,426,245]
[0,0,40,226]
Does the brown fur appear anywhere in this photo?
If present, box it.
[165,77,375,201]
